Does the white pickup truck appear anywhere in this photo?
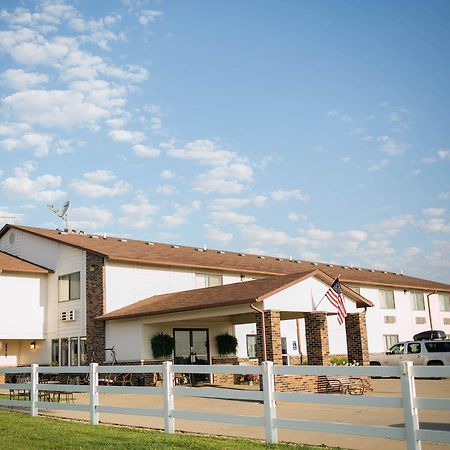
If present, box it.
[370,340,450,366]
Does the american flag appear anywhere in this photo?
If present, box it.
[325,278,347,324]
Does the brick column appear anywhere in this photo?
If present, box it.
[86,252,106,363]
[255,310,282,365]
[305,312,330,365]
[345,312,369,365]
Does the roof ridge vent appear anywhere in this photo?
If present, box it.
[276,257,283,261]
[172,245,179,249]
[258,256,265,259]
[146,242,154,246]
[289,256,293,262]
[238,253,246,257]
[312,262,318,266]
[91,235,99,239]
[196,248,205,252]
[119,238,127,243]
[217,250,225,254]
[295,260,301,263]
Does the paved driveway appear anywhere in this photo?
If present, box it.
[35,378,450,450]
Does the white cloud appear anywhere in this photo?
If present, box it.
[133,144,160,157]
[422,208,445,217]
[438,148,450,161]
[420,218,450,233]
[155,184,176,195]
[83,170,116,183]
[160,201,201,228]
[368,159,390,171]
[139,10,163,25]
[438,192,450,200]
[1,68,49,90]
[288,212,306,222]
[71,171,130,198]
[70,206,112,230]
[377,136,408,156]
[211,210,255,225]
[3,89,109,128]
[211,196,266,211]
[118,194,159,229]
[271,189,308,202]
[1,131,53,157]
[109,129,145,144]
[204,225,233,246]
[327,110,353,123]
[369,214,414,238]
[160,170,175,179]
[0,162,66,202]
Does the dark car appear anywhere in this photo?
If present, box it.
[413,330,447,341]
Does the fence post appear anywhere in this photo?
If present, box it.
[30,364,38,417]
[89,363,99,425]
[262,361,278,444]
[400,361,421,450]
[162,361,175,433]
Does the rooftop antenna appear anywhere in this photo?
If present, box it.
[47,201,71,229]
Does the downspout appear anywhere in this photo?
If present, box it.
[426,291,437,331]
[250,303,267,362]
[296,319,303,364]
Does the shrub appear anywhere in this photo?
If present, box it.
[330,356,348,366]
[150,333,175,359]
[215,333,238,356]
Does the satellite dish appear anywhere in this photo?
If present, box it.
[47,201,71,229]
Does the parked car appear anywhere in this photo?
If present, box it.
[370,340,450,366]
[413,329,447,341]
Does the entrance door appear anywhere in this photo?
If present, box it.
[174,329,210,384]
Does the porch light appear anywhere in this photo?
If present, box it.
[30,341,36,349]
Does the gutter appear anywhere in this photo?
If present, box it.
[250,303,266,362]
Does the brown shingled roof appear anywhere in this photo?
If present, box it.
[0,251,51,274]
[98,270,373,321]
[2,224,450,292]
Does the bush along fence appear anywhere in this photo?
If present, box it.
[1,362,450,450]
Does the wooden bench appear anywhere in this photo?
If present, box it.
[323,375,365,395]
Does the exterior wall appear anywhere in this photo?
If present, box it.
[104,262,242,313]
[0,273,47,339]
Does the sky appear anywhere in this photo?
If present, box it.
[0,0,449,283]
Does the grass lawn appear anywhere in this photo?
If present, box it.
[0,411,344,450]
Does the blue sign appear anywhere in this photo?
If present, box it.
[292,340,297,351]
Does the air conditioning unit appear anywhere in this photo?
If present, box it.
[61,310,75,322]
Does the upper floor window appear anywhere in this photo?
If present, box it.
[195,273,223,288]
[59,272,80,302]
[440,294,450,312]
[380,289,395,309]
[411,292,425,310]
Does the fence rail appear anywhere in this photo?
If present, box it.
[1,362,449,450]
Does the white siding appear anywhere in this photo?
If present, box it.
[0,273,47,339]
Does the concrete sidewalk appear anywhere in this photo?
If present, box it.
[34,378,450,450]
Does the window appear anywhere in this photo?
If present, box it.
[389,342,404,354]
[411,292,425,310]
[281,337,289,365]
[70,337,78,366]
[246,335,257,359]
[444,318,450,325]
[384,334,399,351]
[60,338,69,366]
[407,343,421,354]
[439,294,450,312]
[425,341,450,353]
[59,272,80,302]
[415,317,426,324]
[80,338,88,365]
[384,316,396,324]
[51,339,59,366]
[380,289,395,309]
[195,273,223,288]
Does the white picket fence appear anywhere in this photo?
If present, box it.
[1,362,450,450]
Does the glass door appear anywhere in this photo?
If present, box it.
[174,329,210,384]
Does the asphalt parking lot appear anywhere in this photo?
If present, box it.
[8,378,450,450]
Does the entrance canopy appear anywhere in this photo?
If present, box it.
[98,269,373,325]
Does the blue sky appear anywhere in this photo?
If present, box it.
[0,1,449,282]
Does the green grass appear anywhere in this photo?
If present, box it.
[0,411,343,450]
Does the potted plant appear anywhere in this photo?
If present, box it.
[150,332,175,359]
[215,333,238,357]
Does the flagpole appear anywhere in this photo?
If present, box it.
[316,275,341,309]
